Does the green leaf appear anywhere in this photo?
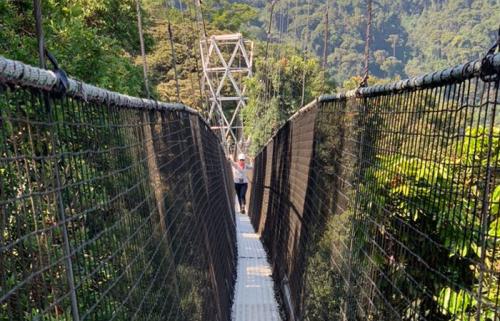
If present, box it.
[491,185,500,215]
[437,288,472,315]
[488,218,500,238]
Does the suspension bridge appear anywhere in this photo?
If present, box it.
[1,5,500,320]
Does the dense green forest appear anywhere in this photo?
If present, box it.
[239,0,499,82]
[0,0,253,106]
[1,1,499,320]
[1,0,498,179]
[3,0,497,106]
[239,0,499,152]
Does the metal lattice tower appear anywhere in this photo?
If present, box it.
[200,33,253,153]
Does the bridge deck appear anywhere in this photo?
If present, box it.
[231,213,281,321]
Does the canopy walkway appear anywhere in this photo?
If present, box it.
[1,51,499,321]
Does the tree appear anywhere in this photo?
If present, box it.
[386,33,400,57]
[242,45,326,154]
[0,0,147,96]
[374,49,388,65]
[380,56,403,78]
[203,0,259,33]
[402,0,500,76]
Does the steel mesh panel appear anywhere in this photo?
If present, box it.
[0,62,236,321]
[248,56,500,320]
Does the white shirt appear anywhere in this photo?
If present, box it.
[231,162,253,184]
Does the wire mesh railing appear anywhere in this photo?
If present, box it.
[0,56,236,321]
[248,53,500,320]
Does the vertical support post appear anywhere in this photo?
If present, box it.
[362,0,372,85]
[321,0,329,93]
[264,0,277,65]
[33,0,45,69]
[33,2,80,320]
[135,0,150,98]
[193,0,207,39]
[301,0,311,107]
[164,1,181,102]
[168,22,181,102]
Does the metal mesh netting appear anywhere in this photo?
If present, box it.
[0,57,236,321]
[248,54,500,320]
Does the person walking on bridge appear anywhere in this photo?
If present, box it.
[230,153,253,214]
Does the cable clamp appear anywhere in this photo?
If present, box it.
[356,74,369,98]
[45,48,69,98]
[479,25,499,83]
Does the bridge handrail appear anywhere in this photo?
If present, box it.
[0,55,198,114]
[320,52,500,101]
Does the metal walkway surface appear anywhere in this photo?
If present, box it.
[231,213,281,321]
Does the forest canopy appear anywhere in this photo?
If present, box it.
[3,1,498,101]
[1,0,497,150]
[237,0,500,82]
